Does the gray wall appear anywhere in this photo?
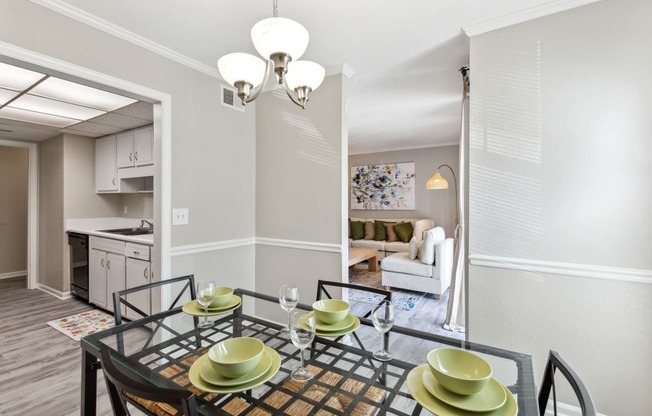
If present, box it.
[467,0,652,414]
[0,146,29,276]
[349,145,459,237]
[38,136,65,291]
[2,0,257,293]
[255,75,348,320]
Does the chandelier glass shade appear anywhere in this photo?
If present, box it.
[251,18,309,62]
[217,5,324,110]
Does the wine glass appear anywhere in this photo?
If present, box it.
[371,300,394,361]
[196,281,216,328]
[279,285,298,336]
[289,311,315,382]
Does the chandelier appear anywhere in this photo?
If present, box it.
[217,0,325,110]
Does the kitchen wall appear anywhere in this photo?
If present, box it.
[349,145,459,238]
[467,0,652,414]
[2,0,257,294]
[38,135,65,291]
[255,75,349,319]
[0,145,28,277]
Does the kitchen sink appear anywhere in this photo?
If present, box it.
[99,227,153,236]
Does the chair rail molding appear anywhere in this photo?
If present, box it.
[469,254,652,285]
[256,237,342,253]
[170,237,342,257]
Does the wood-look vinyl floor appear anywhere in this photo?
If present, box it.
[0,276,115,416]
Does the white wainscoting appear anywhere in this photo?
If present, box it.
[469,254,652,285]
[170,237,342,257]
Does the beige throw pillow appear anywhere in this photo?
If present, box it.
[364,221,375,240]
[419,229,436,265]
[384,222,400,242]
[408,237,419,260]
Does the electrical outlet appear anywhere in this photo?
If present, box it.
[172,208,189,225]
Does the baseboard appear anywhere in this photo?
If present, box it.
[37,283,72,300]
[0,270,27,280]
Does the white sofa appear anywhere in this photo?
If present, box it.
[380,226,453,299]
[349,218,434,260]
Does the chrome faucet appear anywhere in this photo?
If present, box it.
[140,220,154,231]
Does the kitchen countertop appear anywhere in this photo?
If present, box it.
[66,217,154,245]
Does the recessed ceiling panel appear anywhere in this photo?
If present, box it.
[113,101,154,121]
[87,112,153,131]
[30,77,137,111]
[0,107,79,128]
[0,62,45,91]
[10,94,105,120]
[64,120,130,135]
[0,88,20,104]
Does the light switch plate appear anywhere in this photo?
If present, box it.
[172,208,189,225]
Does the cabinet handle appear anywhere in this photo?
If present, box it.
[135,151,138,161]
[144,267,148,279]
[129,152,133,161]
[133,250,140,255]
[107,260,111,269]
[112,178,116,185]
[101,258,105,267]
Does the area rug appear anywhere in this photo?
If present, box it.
[349,289,425,311]
[47,310,114,341]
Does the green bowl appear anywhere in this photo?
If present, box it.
[208,337,264,378]
[312,299,350,324]
[427,348,493,395]
[209,286,234,308]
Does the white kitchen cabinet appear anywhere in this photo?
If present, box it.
[106,253,126,313]
[89,236,126,310]
[89,249,108,308]
[116,131,135,168]
[126,257,151,321]
[95,135,118,192]
[116,126,153,169]
[133,126,153,166]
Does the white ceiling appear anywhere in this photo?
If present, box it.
[24,0,569,153]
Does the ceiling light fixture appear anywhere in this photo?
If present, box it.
[217,0,325,109]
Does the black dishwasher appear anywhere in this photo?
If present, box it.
[68,232,89,301]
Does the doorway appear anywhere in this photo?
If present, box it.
[0,42,172,300]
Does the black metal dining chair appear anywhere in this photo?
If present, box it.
[315,279,392,319]
[113,274,196,325]
[100,346,198,416]
[538,350,596,416]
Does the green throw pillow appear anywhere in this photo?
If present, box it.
[350,221,365,240]
[394,221,414,243]
[374,220,395,241]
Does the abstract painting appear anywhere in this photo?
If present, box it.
[351,162,416,210]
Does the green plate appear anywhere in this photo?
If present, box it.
[422,369,506,412]
[182,296,241,317]
[407,365,517,416]
[200,349,273,386]
[313,315,360,337]
[189,347,280,393]
[300,312,356,332]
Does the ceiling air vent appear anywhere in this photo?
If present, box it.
[221,86,245,112]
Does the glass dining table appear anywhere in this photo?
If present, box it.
[80,289,539,415]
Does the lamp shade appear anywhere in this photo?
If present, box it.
[427,171,449,189]
[251,17,309,60]
[217,53,266,87]
[285,61,325,91]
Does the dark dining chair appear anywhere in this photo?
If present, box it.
[538,350,596,416]
[100,346,198,416]
[113,274,196,325]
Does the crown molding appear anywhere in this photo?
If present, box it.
[29,0,222,79]
[463,0,602,37]
[469,254,652,285]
